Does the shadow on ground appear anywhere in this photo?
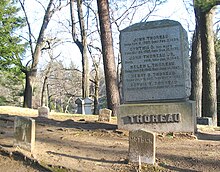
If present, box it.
[46,151,127,164]
[158,152,220,172]
[159,163,200,172]
[33,116,118,130]
[0,114,117,131]
[196,131,220,141]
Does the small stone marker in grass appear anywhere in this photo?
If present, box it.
[98,108,112,122]
[14,116,35,152]
[38,106,50,118]
[129,129,155,164]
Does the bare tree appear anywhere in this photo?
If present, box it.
[66,0,167,114]
[200,8,217,125]
[97,0,120,116]
[42,61,82,112]
[18,0,67,108]
[193,0,220,126]
[70,0,90,99]
[89,54,102,114]
[190,4,202,118]
[40,39,61,107]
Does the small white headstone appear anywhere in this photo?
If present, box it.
[129,129,155,164]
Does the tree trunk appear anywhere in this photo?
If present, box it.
[41,60,52,106]
[21,0,56,108]
[93,83,99,114]
[97,0,120,116]
[47,84,51,109]
[93,64,100,115]
[23,71,35,108]
[190,6,203,118]
[41,76,48,106]
[77,0,90,98]
[199,8,217,126]
[70,0,90,98]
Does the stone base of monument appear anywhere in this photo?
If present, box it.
[197,117,212,126]
[118,101,196,133]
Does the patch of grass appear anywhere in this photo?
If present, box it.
[0,106,117,124]
[0,106,90,118]
[0,106,38,117]
[166,132,174,138]
[47,166,69,172]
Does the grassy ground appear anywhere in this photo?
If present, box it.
[0,106,118,122]
[0,106,38,117]
[0,106,92,117]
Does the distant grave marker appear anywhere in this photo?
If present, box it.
[98,108,112,122]
[129,129,155,164]
[14,116,35,152]
[75,97,93,114]
[38,106,50,118]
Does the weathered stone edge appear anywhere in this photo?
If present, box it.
[120,19,182,32]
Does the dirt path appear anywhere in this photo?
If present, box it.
[1,113,220,171]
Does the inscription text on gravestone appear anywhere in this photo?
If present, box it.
[129,129,155,164]
[120,20,190,102]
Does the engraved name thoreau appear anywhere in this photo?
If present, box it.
[125,113,181,124]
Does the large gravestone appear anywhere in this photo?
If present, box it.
[118,20,196,133]
[14,116,35,152]
[129,129,155,164]
[120,19,190,102]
